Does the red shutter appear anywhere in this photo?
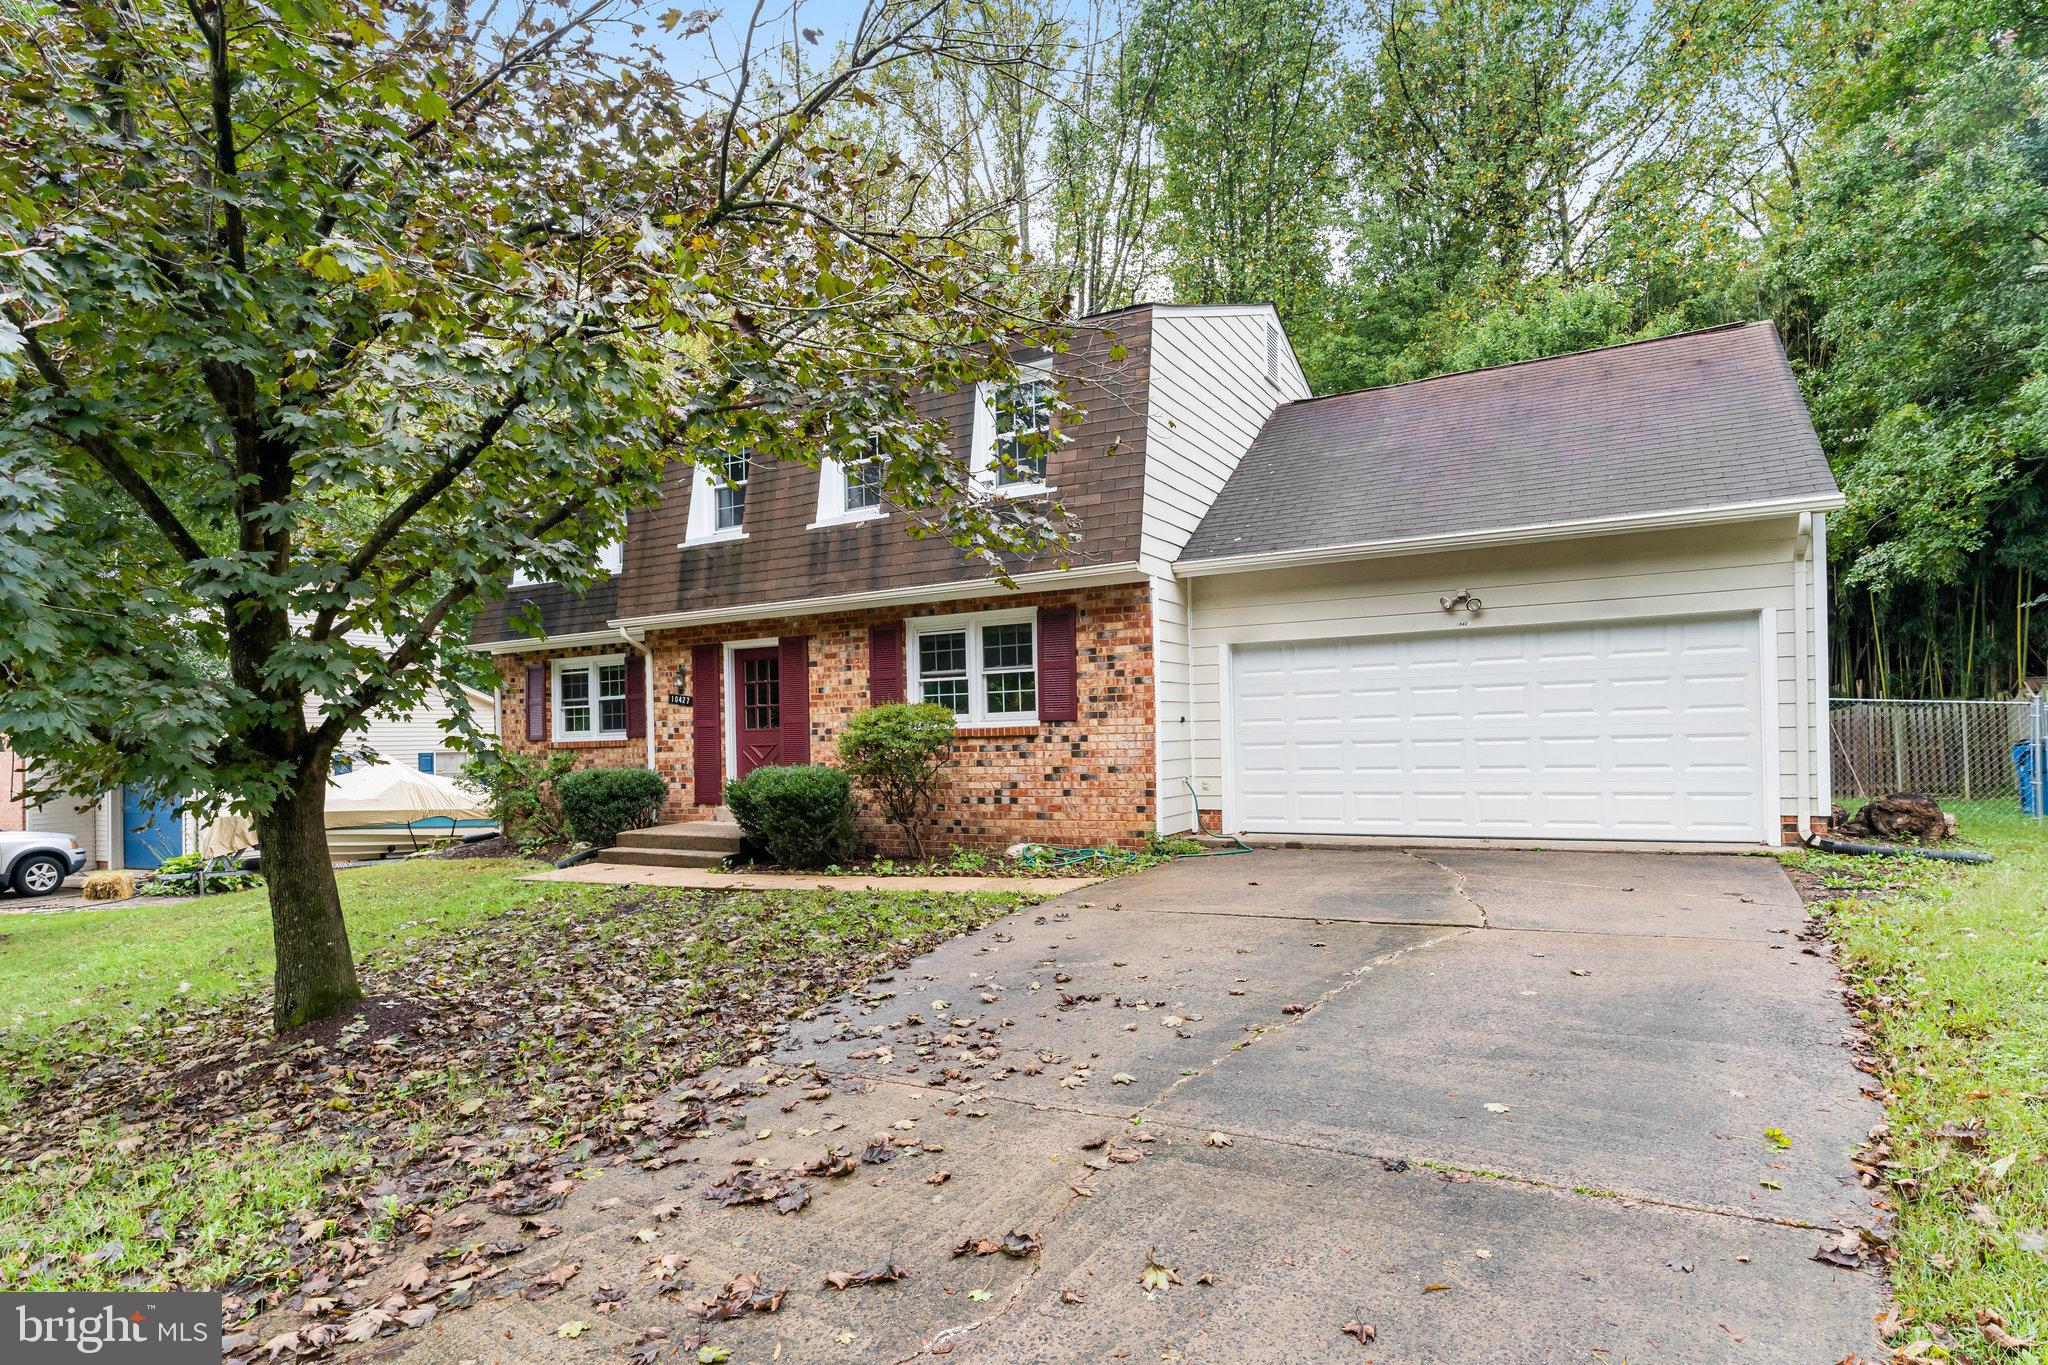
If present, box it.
[1038,606,1078,722]
[692,644,722,804]
[624,654,647,740]
[780,636,810,764]
[869,622,904,704]
[525,664,546,741]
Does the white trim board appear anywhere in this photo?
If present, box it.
[1172,495,1846,579]
[472,564,1148,654]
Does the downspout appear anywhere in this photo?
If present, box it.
[618,626,655,771]
[1793,513,1813,840]
[1814,513,1833,823]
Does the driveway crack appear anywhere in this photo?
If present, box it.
[1404,848,1490,927]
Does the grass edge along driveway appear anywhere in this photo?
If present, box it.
[1784,808,2048,1361]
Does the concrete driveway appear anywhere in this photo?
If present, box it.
[398,848,1885,1363]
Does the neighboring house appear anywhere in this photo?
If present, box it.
[21,683,496,870]
[0,739,24,832]
[472,308,1843,849]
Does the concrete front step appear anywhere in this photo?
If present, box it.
[613,820,745,853]
[596,846,731,870]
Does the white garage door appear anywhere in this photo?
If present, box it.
[1229,616,1769,842]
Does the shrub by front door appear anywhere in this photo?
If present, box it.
[733,646,785,779]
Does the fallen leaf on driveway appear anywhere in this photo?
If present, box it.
[521,1261,581,1300]
[953,1229,1041,1258]
[694,1272,785,1321]
[1342,1321,1377,1343]
[1140,1253,1181,1291]
[822,1263,907,1290]
[1204,1131,1232,1148]
[1810,1230,1876,1270]
[556,1320,587,1339]
[1483,1103,1510,1114]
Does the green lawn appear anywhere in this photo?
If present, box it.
[0,859,1037,1302]
[1786,808,2048,1360]
[0,858,555,1045]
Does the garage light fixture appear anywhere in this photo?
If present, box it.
[1440,589,1482,616]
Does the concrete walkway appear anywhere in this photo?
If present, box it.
[368,847,1885,1363]
[523,860,1102,896]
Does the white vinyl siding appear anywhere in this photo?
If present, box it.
[1151,575,1197,834]
[24,792,100,869]
[1139,307,1310,578]
[1187,518,1826,837]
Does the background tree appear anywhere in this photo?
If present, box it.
[0,0,1075,1030]
[1302,0,1773,389]
[1130,0,1349,318]
[1043,0,1164,314]
[1775,34,2046,696]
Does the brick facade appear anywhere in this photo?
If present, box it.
[497,581,1156,853]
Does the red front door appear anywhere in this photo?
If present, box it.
[733,646,784,779]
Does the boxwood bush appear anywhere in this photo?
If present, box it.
[555,766,669,846]
[724,764,856,869]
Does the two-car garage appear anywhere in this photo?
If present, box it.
[1224,614,1774,844]
[1170,322,1842,848]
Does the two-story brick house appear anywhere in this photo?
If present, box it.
[473,306,1844,850]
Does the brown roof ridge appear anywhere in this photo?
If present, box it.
[1277,319,1772,409]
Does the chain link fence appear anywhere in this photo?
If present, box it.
[1829,696,2046,821]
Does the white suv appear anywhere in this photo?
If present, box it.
[1,830,88,897]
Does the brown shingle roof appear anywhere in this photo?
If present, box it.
[1179,321,1838,565]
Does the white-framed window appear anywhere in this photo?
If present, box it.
[907,608,1038,726]
[969,364,1057,496]
[845,448,884,512]
[552,654,629,741]
[510,536,624,587]
[811,437,888,528]
[681,451,752,545]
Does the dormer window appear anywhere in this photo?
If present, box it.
[993,376,1051,486]
[714,449,749,531]
[810,436,888,529]
[681,451,751,546]
[845,450,884,512]
[970,363,1055,496]
[510,536,623,587]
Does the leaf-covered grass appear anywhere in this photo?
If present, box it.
[1784,808,2048,1359]
[0,858,555,1047]
[0,859,1036,1314]
[0,1136,365,1292]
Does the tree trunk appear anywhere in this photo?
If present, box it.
[256,767,362,1031]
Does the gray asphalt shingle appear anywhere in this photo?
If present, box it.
[1179,321,1839,565]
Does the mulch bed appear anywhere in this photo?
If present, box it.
[425,834,576,863]
[0,884,1024,1360]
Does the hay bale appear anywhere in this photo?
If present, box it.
[82,870,136,900]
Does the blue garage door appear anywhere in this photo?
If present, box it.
[121,786,184,868]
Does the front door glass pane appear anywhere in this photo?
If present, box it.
[743,656,780,730]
